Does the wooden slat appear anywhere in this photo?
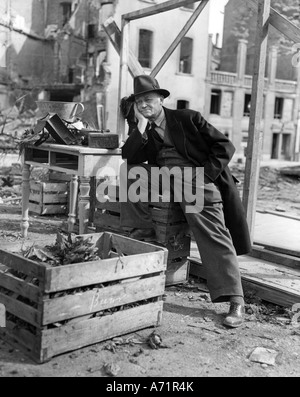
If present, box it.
[110,233,169,256]
[30,192,68,203]
[242,0,270,239]
[248,0,300,43]
[44,251,166,293]
[0,249,47,280]
[102,18,144,77]
[40,302,163,362]
[122,0,200,21]
[189,256,300,308]
[0,292,41,327]
[151,0,209,77]
[43,275,165,324]
[251,246,300,269]
[0,270,40,302]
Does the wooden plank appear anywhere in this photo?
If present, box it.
[151,0,209,77]
[40,302,163,362]
[118,18,130,140]
[248,0,300,43]
[44,251,166,293]
[111,233,169,256]
[189,256,300,307]
[0,292,41,327]
[242,0,270,240]
[252,243,300,260]
[0,249,47,280]
[102,18,144,77]
[251,246,300,270]
[30,192,68,204]
[0,270,40,302]
[123,0,200,21]
[43,275,165,324]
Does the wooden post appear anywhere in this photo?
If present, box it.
[117,18,130,141]
[242,0,270,241]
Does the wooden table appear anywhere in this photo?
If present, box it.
[21,143,122,237]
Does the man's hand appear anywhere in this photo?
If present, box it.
[134,103,148,133]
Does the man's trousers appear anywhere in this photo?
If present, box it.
[119,163,244,303]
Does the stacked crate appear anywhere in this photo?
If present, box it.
[29,179,69,216]
[94,182,191,286]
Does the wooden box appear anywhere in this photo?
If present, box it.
[0,232,167,363]
[29,180,69,215]
[94,195,191,286]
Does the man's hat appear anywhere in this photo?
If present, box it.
[133,75,170,99]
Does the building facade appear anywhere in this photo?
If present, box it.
[204,0,300,161]
[0,0,211,134]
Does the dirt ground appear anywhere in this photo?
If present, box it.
[0,161,300,378]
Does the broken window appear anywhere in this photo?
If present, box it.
[274,97,284,120]
[210,89,221,115]
[177,100,190,109]
[179,37,193,74]
[138,29,153,69]
[244,94,251,117]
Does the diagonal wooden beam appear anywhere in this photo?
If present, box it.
[102,17,144,77]
[150,0,209,78]
[122,0,202,21]
[248,0,300,43]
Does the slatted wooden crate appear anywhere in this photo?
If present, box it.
[0,232,167,363]
[94,188,191,286]
[29,180,69,215]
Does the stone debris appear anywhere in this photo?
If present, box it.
[249,347,279,366]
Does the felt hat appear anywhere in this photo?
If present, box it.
[133,75,170,99]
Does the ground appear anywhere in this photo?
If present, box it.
[0,159,300,378]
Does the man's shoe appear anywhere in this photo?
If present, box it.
[223,302,245,328]
[129,228,156,241]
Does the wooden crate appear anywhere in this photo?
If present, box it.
[94,196,191,286]
[29,180,69,215]
[0,232,167,363]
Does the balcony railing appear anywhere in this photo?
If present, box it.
[275,79,297,93]
[210,71,237,85]
[210,71,297,93]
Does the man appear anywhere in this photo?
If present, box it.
[120,75,251,328]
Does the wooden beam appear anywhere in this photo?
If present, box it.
[248,0,300,43]
[242,0,270,241]
[117,19,130,140]
[122,0,201,21]
[103,18,144,77]
[151,0,209,78]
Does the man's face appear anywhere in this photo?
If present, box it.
[135,92,164,121]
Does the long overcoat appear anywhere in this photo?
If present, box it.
[122,107,252,255]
